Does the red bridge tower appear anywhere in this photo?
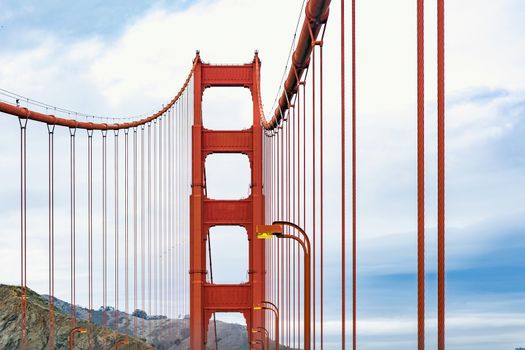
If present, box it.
[190,52,266,349]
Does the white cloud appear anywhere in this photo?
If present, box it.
[0,0,525,348]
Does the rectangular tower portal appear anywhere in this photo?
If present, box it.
[189,52,265,349]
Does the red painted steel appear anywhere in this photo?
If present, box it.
[19,119,28,350]
[257,0,331,130]
[190,52,266,349]
[0,62,196,130]
[437,0,446,348]
[350,0,356,349]
[0,0,450,347]
[417,0,426,349]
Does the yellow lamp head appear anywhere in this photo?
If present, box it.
[256,224,283,239]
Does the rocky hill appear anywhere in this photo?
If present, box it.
[0,284,292,349]
[0,284,148,349]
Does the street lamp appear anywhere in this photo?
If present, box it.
[256,221,311,350]
[115,337,129,349]
[252,327,269,350]
[253,302,279,350]
[69,326,87,349]
[250,339,264,349]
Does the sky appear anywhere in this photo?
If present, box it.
[0,0,525,349]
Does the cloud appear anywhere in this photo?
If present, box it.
[0,0,525,348]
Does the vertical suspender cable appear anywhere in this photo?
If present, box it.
[168,109,172,341]
[133,127,138,340]
[114,130,120,329]
[182,98,186,318]
[277,127,281,342]
[162,117,166,333]
[417,0,426,349]
[102,130,108,327]
[70,127,77,329]
[158,118,163,336]
[164,115,168,338]
[312,41,317,350]
[274,134,277,342]
[148,123,152,336]
[319,35,325,350]
[287,113,291,349]
[170,107,174,339]
[87,128,94,348]
[297,82,302,349]
[141,125,146,339]
[176,102,180,318]
[48,123,55,350]
[162,116,165,339]
[291,102,297,348]
[176,102,180,321]
[181,99,185,318]
[164,115,168,333]
[301,80,306,349]
[351,0,357,349]
[279,127,286,344]
[340,0,347,347]
[173,108,176,338]
[125,129,130,331]
[437,0,445,348]
[165,113,169,339]
[172,105,176,335]
[183,94,186,317]
[186,87,190,317]
[186,89,190,318]
[176,101,180,321]
[19,117,28,350]
[174,102,179,322]
[168,110,171,340]
[153,120,157,330]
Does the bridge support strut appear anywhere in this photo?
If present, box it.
[190,52,266,349]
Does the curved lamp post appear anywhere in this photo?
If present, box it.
[254,302,279,350]
[115,337,129,349]
[250,339,264,349]
[69,326,87,349]
[257,221,311,350]
[252,327,269,350]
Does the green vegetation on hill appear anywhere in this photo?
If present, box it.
[0,284,148,349]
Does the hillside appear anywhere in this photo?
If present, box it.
[0,284,289,349]
[0,284,148,349]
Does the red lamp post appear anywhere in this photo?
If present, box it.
[69,326,87,349]
[252,327,269,350]
[254,302,279,350]
[257,222,311,350]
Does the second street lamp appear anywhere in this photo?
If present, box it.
[256,221,311,350]
[115,337,129,349]
[249,339,264,349]
[254,303,279,350]
[69,326,87,349]
[252,327,269,350]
